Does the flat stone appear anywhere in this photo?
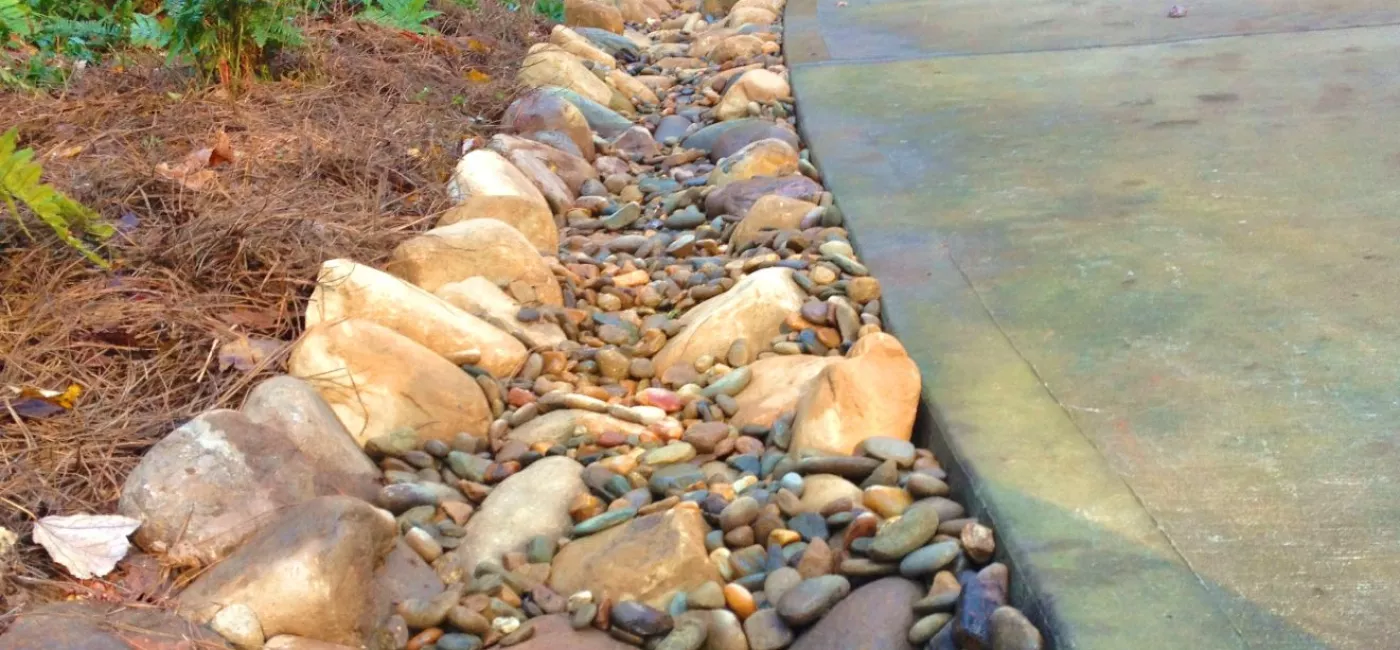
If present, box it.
[990,606,1043,650]
[610,601,674,637]
[776,575,851,627]
[0,602,226,650]
[870,499,942,561]
[743,609,794,650]
[549,507,722,608]
[794,474,863,514]
[504,614,636,650]
[794,456,882,480]
[704,175,823,219]
[789,578,921,650]
[856,437,917,468]
[653,268,805,375]
[655,617,709,650]
[507,409,649,446]
[386,219,562,304]
[241,375,380,502]
[898,542,961,578]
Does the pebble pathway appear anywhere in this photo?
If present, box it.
[1,1,1051,649]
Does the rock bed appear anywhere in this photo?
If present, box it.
[2,2,1049,650]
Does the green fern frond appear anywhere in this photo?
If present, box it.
[358,0,440,34]
[0,0,33,38]
[0,128,111,266]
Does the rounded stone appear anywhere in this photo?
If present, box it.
[869,500,941,561]
[898,541,961,578]
[990,606,1044,650]
[764,566,803,605]
[775,575,851,627]
[743,608,794,650]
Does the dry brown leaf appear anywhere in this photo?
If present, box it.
[32,514,141,579]
[466,69,492,84]
[220,308,282,331]
[218,336,283,372]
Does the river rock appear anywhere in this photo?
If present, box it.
[506,614,636,650]
[790,333,920,456]
[386,219,563,303]
[438,457,586,583]
[177,496,396,646]
[549,506,722,608]
[492,135,599,193]
[743,609,792,650]
[730,195,819,249]
[439,194,560,253]
[712,120,800,161]
[0,602,227,650]
[715,70,790,121]
[729,355,836,428]
[653,268,805,375]
[306,259,526,376]
[607,68,660,106]
[505,90,596,161]
[869,499,942,561]
[789,578,920,650]
[436,277,568,349]
[776,575,850,627]
[118,409,318,565]
[704,175,823,218]
[519,44,631,113]
[709,138,799,187]
[726,5,777,27]
[543,86,636,139]
[565,0,624,32]
[242,375,380,502]
[288,319,491,445]
[709,34,763,63]
[446,148,549,212]
[506,409,649,445]
[793,474,863,514]
[264,637,361,650]
[990,606,1042,650]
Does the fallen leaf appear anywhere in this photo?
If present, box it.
[218,336,283,372]
[210,129,235,167]
[466,38,491,53]
[32,514,141,579]
[3,384,83,421]
[465,69,491,84]
[220,308,281,331]
[155,131,235,191]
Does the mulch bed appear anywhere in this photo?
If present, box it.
[0,4,546,622]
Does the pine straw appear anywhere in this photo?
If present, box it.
[0,5,546,622]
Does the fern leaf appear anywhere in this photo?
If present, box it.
[0,0,33,38]
[128,12,170,48]
[0,128,110,266]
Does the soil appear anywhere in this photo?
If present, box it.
[0,4,546,621]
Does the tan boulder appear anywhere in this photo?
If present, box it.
[642,0,672,17]
[504,90,596,161]
[436,277,567,349]
[306,259,527,377]
[636,74,676,94]
[613,0,659,23]
[708,138,799,186]
[709,34,763,63]
[607,68,660,106]
[489,133,599,194]
[242,375,381,502]
[178,496,397,646]
[730,354,839,428]
[438,457,586,582]
[385,219,564,304]
[652,267,805,375]
[716,69,790,121]
[550,25,616,68]
[448,149,549,212]
[701,0,740,17]
[484,141,574,215]
[519,44,629,113]
[734,0,783,13]
[565,0,625,33]
[288,319,492,445]
[789,333,921,456]
[506,409,649,446]
[796,474,865,514]
[726,4,776,26]
[118,409,319,566]
[549,506,721,608]
[731,195,818,249]
[265,637,360,650]
[439,195,559,253]
[688,27,737,59]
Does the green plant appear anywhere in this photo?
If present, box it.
[0,128,113,266]
[358,0,441,34]
[0,0,34,38]
[163,0,303,90]
[533,0,563,22]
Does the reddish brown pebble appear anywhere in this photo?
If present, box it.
[507,387,537,407]
[723,583,757,620]
[597,430,629,447]
[406,628,442,650]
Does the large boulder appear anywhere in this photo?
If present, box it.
[505,409,649,446]
[288,319,492,446]
[118,409,318,566]
[549,24,616,68]
[795,474,865,514]
[549,506,721,608]
[708,138,799,186]
[789,578,921,650]
[790,333,921,456]
[542,86,635,139]
[242,375,380,502]
[447,149,549,213]
[711,119,800,161]
[606,68,660,106]
[385,219,563,304]
[488,133,600,203]
[0,602,227,650]
[731,195,819,249]
[519,44,632,114]
[438,194,559,253]
[704,175,823,218]
[564,0,624,33]
[306,259,527,377]
[436,277,568,349]
[178,497,397,647]
[715,69,790,121]
[437,457,587,582]
[504,90,597,161]
[652,267,805,375]
[729,354,838,428]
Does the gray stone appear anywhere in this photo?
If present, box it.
[990,606,1043,650]
[790,578,921,650]
[775,575,850,627]
[743,609,794,650]
[898,542,961,578]
[869,500,941,561]
[242,375,380,501]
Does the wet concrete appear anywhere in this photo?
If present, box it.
[789,2,1400,648]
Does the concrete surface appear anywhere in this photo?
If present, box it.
[787,2,1400,648]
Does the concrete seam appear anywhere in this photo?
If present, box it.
[789,18,1400,68]
[939,244,1252,648]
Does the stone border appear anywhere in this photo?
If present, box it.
[784,3,1252,647]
